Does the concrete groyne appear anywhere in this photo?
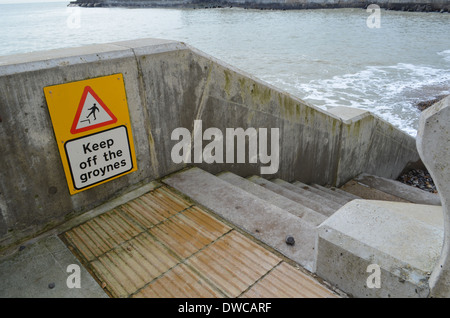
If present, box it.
[68,0,450,12]
[0,38,420,254]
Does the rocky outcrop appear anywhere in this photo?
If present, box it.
[68,0,450,12]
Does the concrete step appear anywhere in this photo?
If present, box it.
[318,185,362,201]
[163,167,319,271]
[292,181,351,206]
[272,179,343,212]
[340,179,410,203]
[353,173,441,206]
[217,172,327,227]
[315,199,443,298]
[248,176,337,217]
[311,183,362,201]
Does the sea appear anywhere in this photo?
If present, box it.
[1,1,449,136]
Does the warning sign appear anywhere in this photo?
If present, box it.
[44,74,137,195]
[65,126,133,190]
[71,86,117,134]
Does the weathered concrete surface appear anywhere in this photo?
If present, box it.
[0,38,420,252]
[248,175,337,216]
[315,200,443,298]
[0,235,108,298]
[137,42,344,185]
[163,167,319,271]
[293,181,352,206]
[417,95,450,297]
[69,0,450,11]
[328,106,422,187]
[341,180,411,202]
[218,171,327,226]
[354,173,441,205]
[272,178,343,212]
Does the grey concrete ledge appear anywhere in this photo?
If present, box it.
[327,106,370,125]
[0,38,186,76]
[315,200,443,297]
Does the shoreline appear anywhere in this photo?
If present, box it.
[67,1,450,12]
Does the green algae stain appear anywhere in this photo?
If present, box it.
[250,84,272,105]
[224,69,232,96]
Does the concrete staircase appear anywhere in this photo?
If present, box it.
[163,167,443,297]
[163,167,362,272]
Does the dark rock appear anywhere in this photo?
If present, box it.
[417,95,448,111]
[68,0,450,12]
[397,169,438,194]
[285,235,295,246]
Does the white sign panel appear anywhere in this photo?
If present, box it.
[64,125,134,190]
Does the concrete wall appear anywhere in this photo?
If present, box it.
[328,107,423,186]
[0,38,419,251]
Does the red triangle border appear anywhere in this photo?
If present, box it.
[70,86,118,134]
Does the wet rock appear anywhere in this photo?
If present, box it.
[397,169,438,193]
[417,95,448,111]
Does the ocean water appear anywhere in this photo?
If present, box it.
[1,2,449,136]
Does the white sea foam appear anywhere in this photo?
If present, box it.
[262,62,450,136]
[438,50,450,62]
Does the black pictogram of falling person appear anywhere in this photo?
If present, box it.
[86,103,100,121]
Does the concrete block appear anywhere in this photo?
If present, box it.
[315,200,443,298]
[417,95,450,297]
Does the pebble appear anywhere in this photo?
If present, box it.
[397,169,437,193]
[285,235,295,246]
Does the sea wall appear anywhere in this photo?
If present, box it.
[0,38,420,252]
[68,0,450,12]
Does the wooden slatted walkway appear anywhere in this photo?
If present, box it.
[61,185,338,298]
